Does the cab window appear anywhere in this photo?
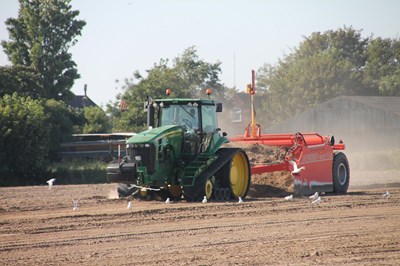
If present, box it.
[202,105,217,133]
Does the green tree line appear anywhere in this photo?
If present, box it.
[0,0,110,184]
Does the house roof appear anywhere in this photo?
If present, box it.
[323,96,400,116]
[68,84,98,109]
[68,95,97,109]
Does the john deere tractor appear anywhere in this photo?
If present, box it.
[107,91,251,202]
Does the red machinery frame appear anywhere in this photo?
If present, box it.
[229,70,347,195]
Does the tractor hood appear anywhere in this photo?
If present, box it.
[126,125,183,144]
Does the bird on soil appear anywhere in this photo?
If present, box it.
[202,196,207,203]
[309,192,319,200]
[383,191,390,198]
[284,194,294,201]
[72,199,80,210]
[46,178,56,189]
[311,196,322,205]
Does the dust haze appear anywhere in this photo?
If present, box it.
[217,105,400,190]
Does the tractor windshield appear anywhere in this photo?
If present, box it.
[160,104,199,130]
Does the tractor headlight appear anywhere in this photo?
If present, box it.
[135,156,142,161]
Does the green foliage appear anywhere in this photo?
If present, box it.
[109,46,225,132]
[365,37,400,96]
[83,106,112,133]
[47,161,107,184]
[257,27,400,125]
[1,0,86,100]
[0,93,49,185]
[44,99,75,160]
[0,65,44,98]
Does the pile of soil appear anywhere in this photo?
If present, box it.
[226,142,294,197]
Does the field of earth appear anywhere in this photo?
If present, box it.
[1,168,399,265]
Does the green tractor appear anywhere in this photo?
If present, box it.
[107,93,251,202]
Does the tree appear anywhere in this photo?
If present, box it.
[44,99,74,160]
[1,0,86,100]
[0,93,49,185]
[256,27,372,125]
[109,47,225,132]
[0,65,43,98]
[364,37,400,96]
[83,106,112,133]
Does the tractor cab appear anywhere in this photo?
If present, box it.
[149,98,224,162]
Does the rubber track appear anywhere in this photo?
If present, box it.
[199,148,240,183]
[182,148,240,201]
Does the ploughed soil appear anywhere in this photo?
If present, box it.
[1,144,400,265]
[1,185,399,265]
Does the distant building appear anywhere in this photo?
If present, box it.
[68,84,98,109]
[219,92,267,137]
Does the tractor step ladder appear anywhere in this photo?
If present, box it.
[181,154,217,186]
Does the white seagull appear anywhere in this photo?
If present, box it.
[127,201,132,209]
[288,160,306,174]
[383,191,390,198]
[284,194,294,201]
[202,196,207,203]
[309,192,319,200]
[311,196,322,205]
[72,199,79,210]
[238,197,244,203]
[165,198,171,204]
[46,178,56,189]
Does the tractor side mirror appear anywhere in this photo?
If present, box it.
[216,102,223,112]
[330,136,335,146]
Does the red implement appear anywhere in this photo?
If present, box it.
[230,131,346,194]
[229,70,349,195]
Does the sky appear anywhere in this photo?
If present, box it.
[1,0,400,107]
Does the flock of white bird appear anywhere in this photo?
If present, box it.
[45,178,392,211]
[284,192,322,205]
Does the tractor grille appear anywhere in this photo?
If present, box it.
[131,144,156,174]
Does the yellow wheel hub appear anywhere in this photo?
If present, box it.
[205,179,213,199]
[140,188,148,197]
[229,151,250,197]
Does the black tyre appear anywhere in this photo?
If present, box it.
[332,152,350,194]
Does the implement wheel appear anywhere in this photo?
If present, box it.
[221,149,251,200]
[332,152,350,194]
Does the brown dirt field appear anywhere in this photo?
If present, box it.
[1,181,399,265]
